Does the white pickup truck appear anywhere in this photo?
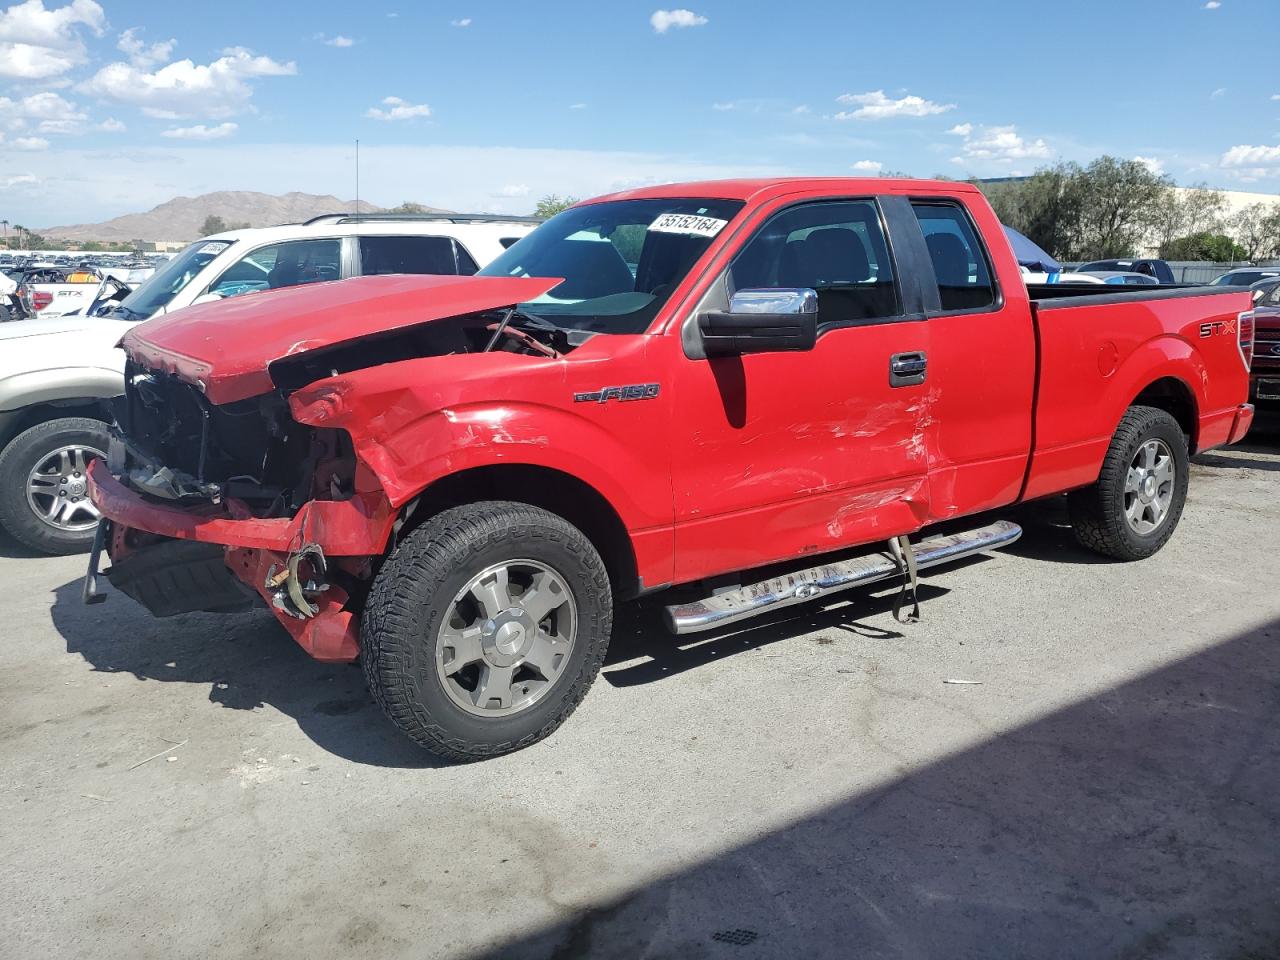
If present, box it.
[0,214,538,553]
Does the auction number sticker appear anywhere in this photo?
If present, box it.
[648,213,728,238]
[197,241,232,255]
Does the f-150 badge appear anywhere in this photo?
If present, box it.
[574,384,661,403]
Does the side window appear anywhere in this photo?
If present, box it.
[209,239,340,298]
[728,200,900,326]
[455,243,479,276]
[359,235,458,277]
[912,202,997,312]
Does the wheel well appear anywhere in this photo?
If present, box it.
[396,465,642,600]
[0,399,113,450]
[1132,378,1198,452]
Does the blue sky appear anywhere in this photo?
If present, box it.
[1,0,1277,226]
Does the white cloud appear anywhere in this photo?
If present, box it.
[1210,87,1226,99]
[712,101,734,111]
[450,18,471,27]
[0,89,86,134]
[97,116,124,131]
[569,102,587,110]
[4,172,39,187]
[492,183,530,198]
[949,123,1052,164]
[1220,143,1280,180]
[80,47,297,120]
[1203,1,1220,8]
[1271,94,1280,101]
[0,0,104,79]
[792,104,810,114]
[1133,155,1164,176]
[12,135,49,149]
[365,95,431,121]
[850,160,882,173]
[117,27,175,69]
[314,33,354,47]
[650,9,707,33]
[835,90,955,121]
[161,121,238,140]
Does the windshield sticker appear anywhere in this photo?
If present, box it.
[197,242,231,256]
[648,213,728,238]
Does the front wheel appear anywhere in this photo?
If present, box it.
[361,501,613,762]
[1068,405,1189,561]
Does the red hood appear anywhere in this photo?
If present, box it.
[121,273,560,404]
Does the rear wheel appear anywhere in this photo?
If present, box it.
[361,501,613,762]
[1068,405,1189,561]
[0,417,109,555]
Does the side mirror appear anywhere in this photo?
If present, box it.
[698,288,818,356]
[191,291,225,307]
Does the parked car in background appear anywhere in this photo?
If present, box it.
[15,265,103,319]
[1020,269,1106,284]
[1249,278,1280,404]
[1079,271,1160,286]
[105,214,539,322]
[83,177,1255,760]
[0,214,538,554]
[1075,259,1176,284]
[1210,267,1280,287]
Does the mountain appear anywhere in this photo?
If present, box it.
[39,191,449,242]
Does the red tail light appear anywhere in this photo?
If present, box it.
[31,289,53,312]
[1239,310,1254,370]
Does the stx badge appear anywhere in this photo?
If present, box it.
[574,383,661,404]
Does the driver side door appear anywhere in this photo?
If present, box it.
[668,198,933,583]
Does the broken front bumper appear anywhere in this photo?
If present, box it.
[83,459,397,662]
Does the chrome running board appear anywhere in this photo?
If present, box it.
[664,520,1022,635]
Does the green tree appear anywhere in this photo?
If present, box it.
[1150,184,1227,253]
[1068,156,1171,260]
[978,163,1082,261]
[534,194,579,219]
[386,201,432,214]
[201,215,228,236]
[1159,232,1247,261]
[1230,202,1280,261]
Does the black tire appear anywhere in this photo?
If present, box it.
[0,417,110,555]
[1068,405,1189,561]
[361,501,613,762]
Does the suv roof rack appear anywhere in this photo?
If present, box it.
[299,212,544,226]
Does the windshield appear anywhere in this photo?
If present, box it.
[117,239,235,318]
[477,198,745,333]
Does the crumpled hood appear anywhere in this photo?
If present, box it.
[121,273,560,404]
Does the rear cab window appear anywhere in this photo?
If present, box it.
[912,201,997,312]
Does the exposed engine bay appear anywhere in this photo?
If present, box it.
[113,308,577,514]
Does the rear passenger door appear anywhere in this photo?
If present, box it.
[904,198,1036,517]
[669,198,934,582]
[357,235,478,277]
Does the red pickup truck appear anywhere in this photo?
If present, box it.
[83,178,1255,761]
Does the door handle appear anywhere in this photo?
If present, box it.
[889,351,927,387]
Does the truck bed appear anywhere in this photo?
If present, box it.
[1021,284,1252,501]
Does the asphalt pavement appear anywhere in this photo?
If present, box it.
[2,423,1278,960]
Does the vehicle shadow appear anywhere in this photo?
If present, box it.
[49,578,448,769]
[485,617,1280,959]
[1192,449,1280,472]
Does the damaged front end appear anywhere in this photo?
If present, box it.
[86,359,392,660]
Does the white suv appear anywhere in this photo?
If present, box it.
[0,214,538,554]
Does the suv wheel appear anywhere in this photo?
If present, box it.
[361,501,613,762]
[0,418,110,555]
